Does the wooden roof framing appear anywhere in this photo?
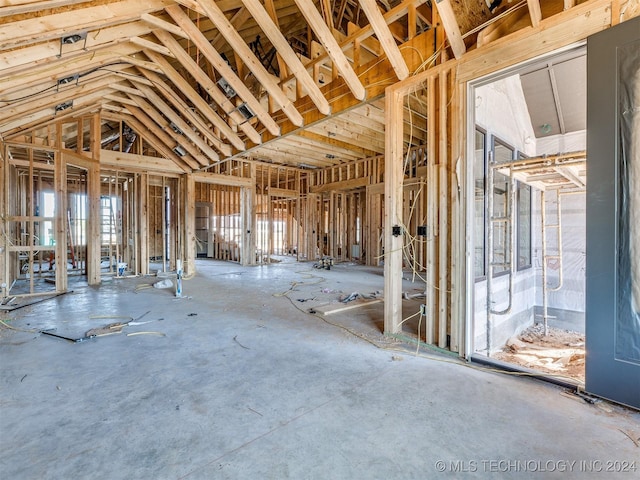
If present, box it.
[1,0,637,174]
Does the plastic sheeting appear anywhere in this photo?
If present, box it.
[617,39,640,363]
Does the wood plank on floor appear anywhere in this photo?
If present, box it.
[312,298,383,316]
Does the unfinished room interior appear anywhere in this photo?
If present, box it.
[1,0,640,477]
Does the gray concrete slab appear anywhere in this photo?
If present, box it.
[1,260,639,479]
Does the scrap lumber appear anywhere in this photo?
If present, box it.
[312,298,383,316]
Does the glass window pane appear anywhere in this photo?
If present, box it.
[494,142,513,163]
[492,171,510,275]
[474,130,485,278]
[517,183,532,269]
[491,139,513,275]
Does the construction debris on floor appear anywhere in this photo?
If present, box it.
[494,324,585,383]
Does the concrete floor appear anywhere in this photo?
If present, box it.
[1,260,639,479]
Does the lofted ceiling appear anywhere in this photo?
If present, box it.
[0,0,620,173]
[519,50,586,138]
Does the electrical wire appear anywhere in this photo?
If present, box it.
[0,61,134,104]
[0,319,39,333]
[273,273,585,386]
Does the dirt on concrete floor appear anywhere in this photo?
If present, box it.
[494,323,585,384]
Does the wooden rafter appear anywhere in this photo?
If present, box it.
[0,0,174,50]
[263,0,289,79]
[99,112,191,173]
[151,28,263,145]
[2,92,105,138]
[130,36,174,57]
[357,0,409,79]
[141,49,246,150]
[193,0,304,127]
[0,46,142,97]
[140,12,190,39]
[434,0,465,59]
[294,0,366,101]
[163,5,281,136]
[527,0,542,27]
[132,82,222,163]
[0,21,153,77]
[0,75,123,124]
[0,0,90,17]
[126,95,205,169]
[240,0,331,115]
[137,69,233,157]
[113,108,194,172]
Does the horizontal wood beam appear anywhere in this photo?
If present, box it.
[100,149,185,174]
[268,187,299,198]
[60,149,96,170]
[309,177,369,193]
[0,0,174,49]
[192,171,254,187]
[297,130,378,157]
[457,0,614,82]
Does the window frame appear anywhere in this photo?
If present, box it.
[490,137,515,278]
[474,127,488,282]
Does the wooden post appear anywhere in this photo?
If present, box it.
[184,174,196,276]
[384,87,404,335]
[242,163,256,265]
[438,70,449,349]
[328,192,335,257]
[296,171,301,261]
[84,113,102,285]
[0,142,6,296]
[54,123,68,293]
[449,78,464,354]
[426,76,437,344]
[138,173,148,275]
[241,185,254,265]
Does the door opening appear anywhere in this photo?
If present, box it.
[469,46,587,385]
